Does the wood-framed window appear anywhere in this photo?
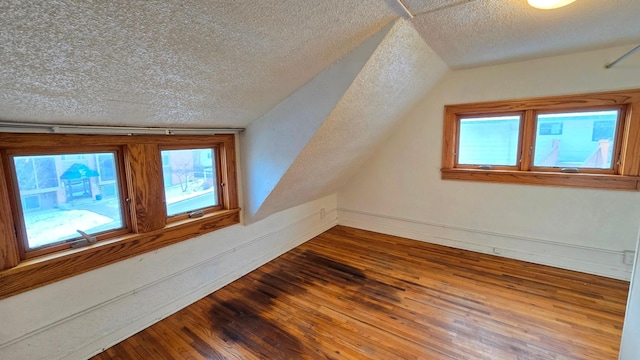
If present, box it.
[441,89,640,191]
[0,133,239,299]
[159,146,224,221]
[7,147,131,259]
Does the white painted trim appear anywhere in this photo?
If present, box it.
[618,224,640,360]
[76,210,336,360]
[0,207,337,360]
[338,208,631,280]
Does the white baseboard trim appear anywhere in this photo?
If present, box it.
[338,208,631,281]
[1,207,337,360]
[72,210,337,360]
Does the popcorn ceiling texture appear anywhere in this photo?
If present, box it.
[241,23,393,222]
[0,0,396,127]
[410,0,640,69]
[404,0,472,15]
[2,1,639,126]
[253,19,448,220]
[2,1,640,222]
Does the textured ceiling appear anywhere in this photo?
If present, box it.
[253,20,448,221]
[409,0,640,68]
[0,0,396,127]
[1,1,640,127]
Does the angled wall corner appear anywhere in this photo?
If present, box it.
[251,19,449,221]
[240,21,396,223]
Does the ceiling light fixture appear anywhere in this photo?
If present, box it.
[528,0,576,9]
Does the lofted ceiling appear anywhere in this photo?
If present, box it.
[1,0,639,128]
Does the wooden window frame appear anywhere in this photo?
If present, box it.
[441,89,640,191]
[0,133,240,299]
[159,145,225,222]
[455,112,524,171]
[6,146,132,259]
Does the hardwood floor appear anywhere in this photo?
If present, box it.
[92,226,629,359]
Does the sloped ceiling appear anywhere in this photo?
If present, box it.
[2,1,640,222]
[408,0,640,69]
[241,22,396,220]
[0,0,397,127]
[2,1,639,127]
[246,19,448,222]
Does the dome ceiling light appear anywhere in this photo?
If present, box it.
[528,0,576,9]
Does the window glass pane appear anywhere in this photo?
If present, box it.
[533,110,619,169]
[458,115,521,166]
[161,148,219,216]
[97,154,116,181]
[13,153,124,250]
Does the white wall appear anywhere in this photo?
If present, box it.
[338,44,640,280]
[620,229,640,359]
[244,20,448,223]
[0,194,338,360]
[241,22,392,222]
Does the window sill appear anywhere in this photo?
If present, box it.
[441,168,640,191]
[0,208,241,300]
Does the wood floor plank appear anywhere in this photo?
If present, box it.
[92,225,629,359]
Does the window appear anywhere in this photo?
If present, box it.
[11,152,126,257]
[0,133,239,299]
[441,89,640,190]
[160,148,220,217]
[457,115,521,167]
[532,110,620,170]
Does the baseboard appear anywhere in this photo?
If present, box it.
[0,206,337,360]
[72,209,337,360]
[338,208,631,281]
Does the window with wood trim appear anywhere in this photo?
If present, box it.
[8,149,130,259]
[0,133,240,299]
[441,89,640,190]
[160,147,222,219]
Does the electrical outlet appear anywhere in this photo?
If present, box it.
[623,250,636,266]
[320,208,326,220]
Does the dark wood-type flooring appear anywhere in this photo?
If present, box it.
[92,225,629,359]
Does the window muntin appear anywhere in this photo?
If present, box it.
[11,152,125,252]
[441,89,640,191]
[458,115,521,167]
[0,133,240,299]
[161,148,220,217]
[532,110,620,170]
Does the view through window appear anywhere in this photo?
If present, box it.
[12,152,124,250]
[441,89,640,190]
[458,115,521,166]
[161,148,219,216]
[533,110,619,169]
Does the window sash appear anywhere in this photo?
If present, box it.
[159,145,224,220]
[441,89,640,191]
[5,147,131,259]
[529,107,626,174]
[0,133,239,299]
[455,113,524,170]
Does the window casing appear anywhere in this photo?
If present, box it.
[7,148,130,259]
[441,89,640,190]
[159,146,223,219]
[0,133,239,299]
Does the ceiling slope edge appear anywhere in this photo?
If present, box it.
[240,20,396,222]
[250,19,449,222]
